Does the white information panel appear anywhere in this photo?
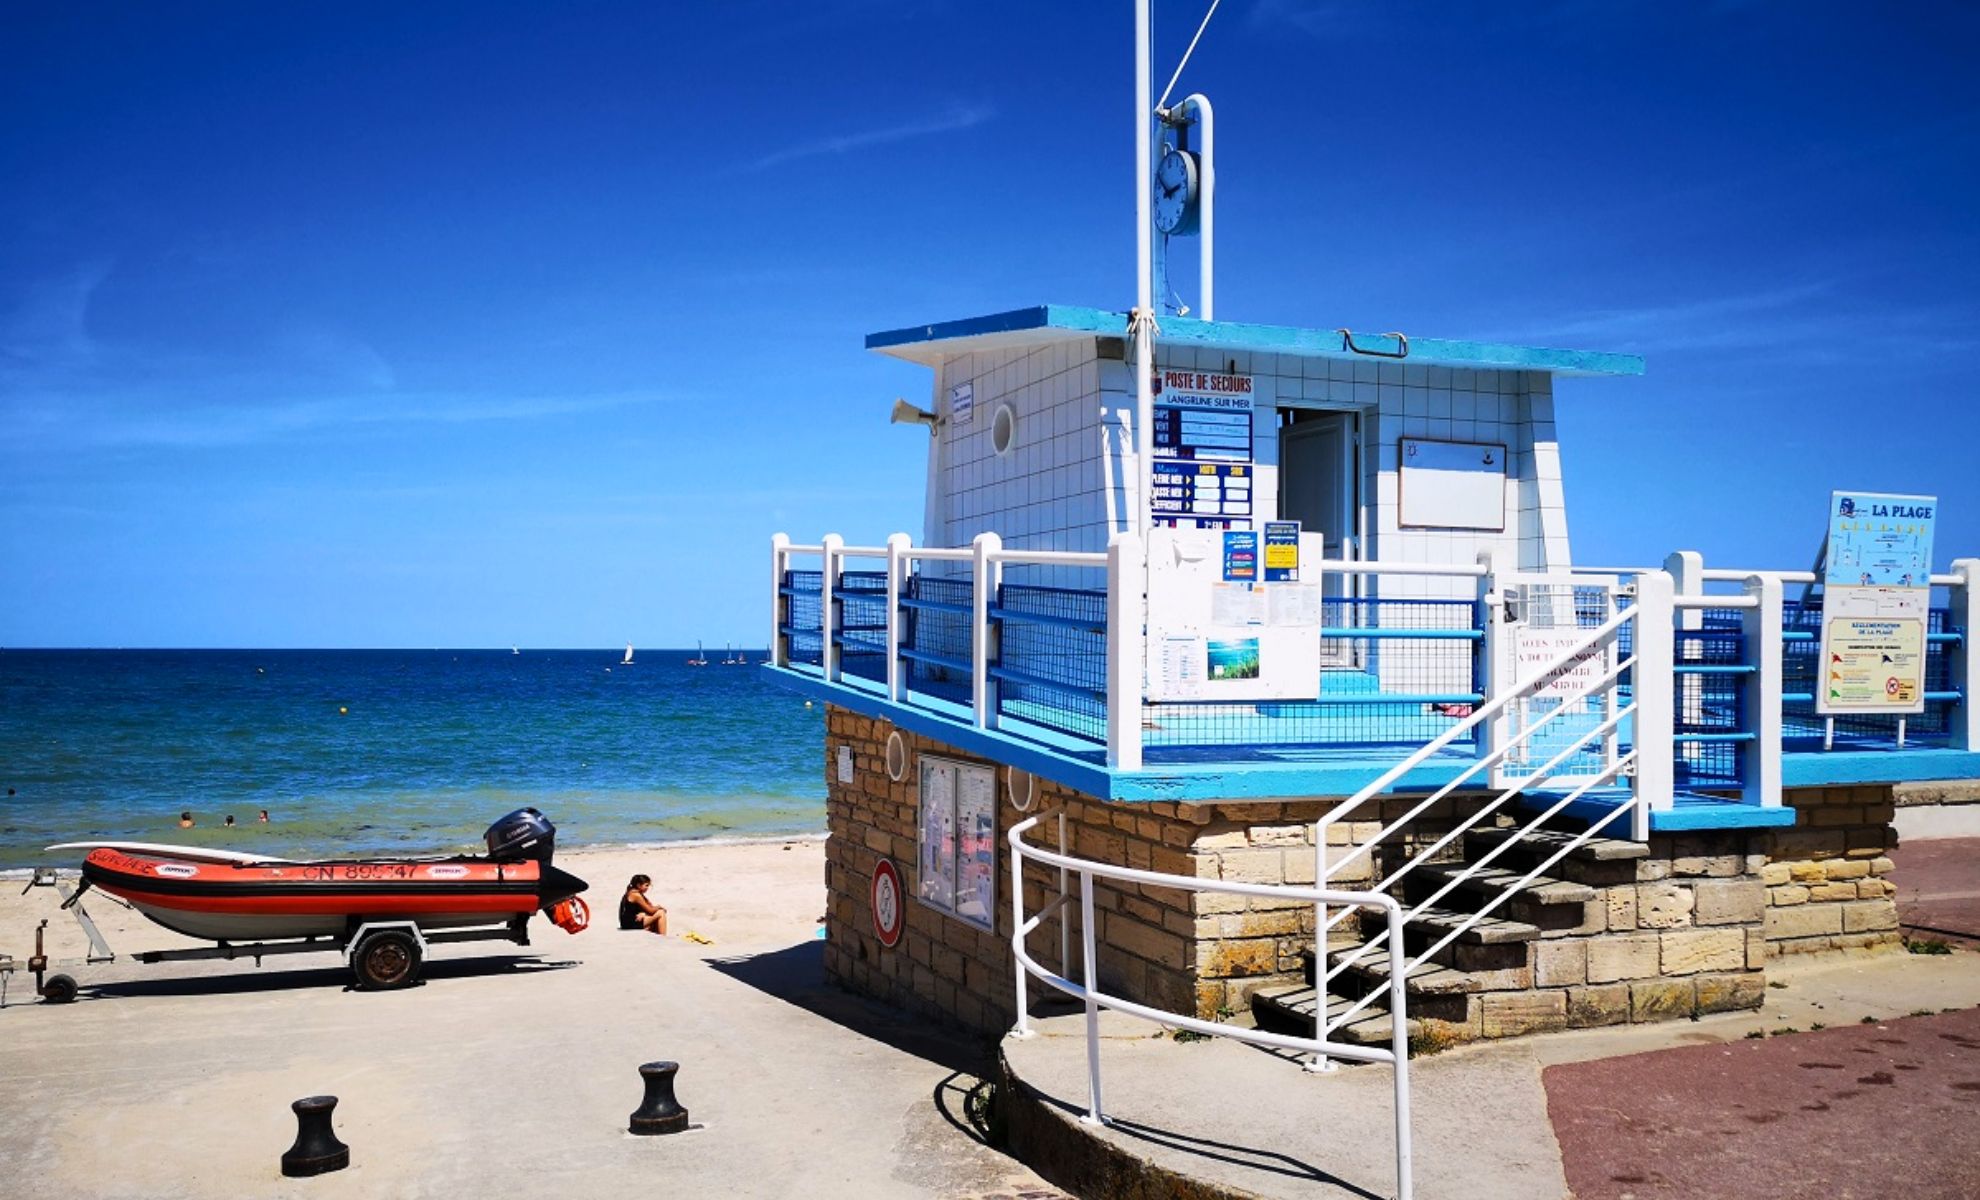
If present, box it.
[1399,437,1507,531]
[1143,526,1322,701]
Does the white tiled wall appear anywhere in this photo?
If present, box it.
[927,338,1575,596]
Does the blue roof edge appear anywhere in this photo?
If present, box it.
[865,304,1645,378]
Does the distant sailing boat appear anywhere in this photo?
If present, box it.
[622,642,635,666]
[686,640,708,667]
[512,646,520,656]
[722,643,744,665]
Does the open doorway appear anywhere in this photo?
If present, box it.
[1278,410,1359,664]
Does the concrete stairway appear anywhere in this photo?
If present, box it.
[1252,824,1650,1048]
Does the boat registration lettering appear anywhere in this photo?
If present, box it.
[299,863,420,882]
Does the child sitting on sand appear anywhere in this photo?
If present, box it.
[619,874,667,935]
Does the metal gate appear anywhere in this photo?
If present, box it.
[1493,573,1629,790]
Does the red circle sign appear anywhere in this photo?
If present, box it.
[871,859,904,948]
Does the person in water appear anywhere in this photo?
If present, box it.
[619,874,667,935]
[258,809,270,823]
[179,811,194,828]
[223,815,236,828]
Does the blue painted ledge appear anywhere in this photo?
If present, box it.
[767,668,1980,824]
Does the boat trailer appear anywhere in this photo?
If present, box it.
[1,868,535,1005]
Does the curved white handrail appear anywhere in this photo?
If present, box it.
[1007,812,1414,1200]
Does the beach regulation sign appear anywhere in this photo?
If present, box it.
[1818,491,1937,716]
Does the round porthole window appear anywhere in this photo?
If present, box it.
[885,730,910,782]
[991,403,1018,457]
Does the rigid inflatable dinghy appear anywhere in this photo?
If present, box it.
[44,808,589,992]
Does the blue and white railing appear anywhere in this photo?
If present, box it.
[775,534,1979,799]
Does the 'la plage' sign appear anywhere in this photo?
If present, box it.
[1818,491,1937,716]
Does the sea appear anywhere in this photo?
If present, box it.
[0,649,826,870]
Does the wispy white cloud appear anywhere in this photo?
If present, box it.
[747,102,994,171]
[1478,281,1980,363]
[0,265,667,452]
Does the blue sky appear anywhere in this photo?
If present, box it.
[3,2,1976,648]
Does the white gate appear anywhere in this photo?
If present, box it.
[1493,574,1628,790]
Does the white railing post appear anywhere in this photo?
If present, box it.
[1079,868,1105,1125]
[1633,569,1677,836]
[885,532,911,703]
[1010,828,1032,1038]
[1106,533,1145,770]
[770,533,791,668]
[1477,547,1515,782]
[1665,550,1704,630]
[1743,574,1784,807]
[973,532,1001,729]
[1309,819,1334,1074]
[821,533,844,682]
[1953,559,1980,751]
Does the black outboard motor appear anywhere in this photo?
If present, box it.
[485,807,557,863]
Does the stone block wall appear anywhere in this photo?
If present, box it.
[1756,785,1902,955]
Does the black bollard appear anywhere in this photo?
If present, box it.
[281,1095,350,1177]
[629,1061,689,1135]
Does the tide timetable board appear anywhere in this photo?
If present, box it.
[1152,462,1252,524]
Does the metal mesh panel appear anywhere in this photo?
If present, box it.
[995,582,1108,742]
[1782,598,1956,747]
[836,569,889,685]
[781,569,824,666]
[1674,609,1749,789]
[1143,598,1481,750]
[903,573,973,705]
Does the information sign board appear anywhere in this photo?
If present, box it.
[1818,491,1938,716]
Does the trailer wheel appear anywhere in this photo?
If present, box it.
[352,930,422,990]
[41,973,78,1004]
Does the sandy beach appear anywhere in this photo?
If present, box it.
[0,840,1057,1199]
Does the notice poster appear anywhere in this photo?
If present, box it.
[1819,491,1937,716]
[948,381,974,426]
[1207,638,1261,681]
[1222,530,1259,582]
[954,766,996,926]
[1269,582,1323,627]
[1515,627,1610,712]
[1263,521,1300,582]
[1210,583,1266,627]
[917,764,955,908]
[1158,635,1207,699]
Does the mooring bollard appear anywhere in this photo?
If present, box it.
[629,1060,689,1135]
[281,1095,350,1177]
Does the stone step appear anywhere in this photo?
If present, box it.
[1326,945,1526,997]
[1250,984,1417,1048]
[1464,826,1648,886]
[1365,901,1544,947]
[1411,863,1597,908]
[1466,825,1648,862]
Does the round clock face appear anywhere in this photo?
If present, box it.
[1153,148,1199,235]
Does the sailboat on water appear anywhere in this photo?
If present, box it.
[721,643,744,665]
[622,642,635,666]
[686,640,708,667]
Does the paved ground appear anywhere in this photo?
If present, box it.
[1545,1007,1980,1200]
[0,843,1062,1199]
[1893,836,1980,947]
[1000,951,1980,1200]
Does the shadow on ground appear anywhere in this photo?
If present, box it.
[704,940,992,1080]
[50,954,576,1002]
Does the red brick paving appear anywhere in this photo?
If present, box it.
[1544,1007,1980,1200]
[1893,836,1980,948]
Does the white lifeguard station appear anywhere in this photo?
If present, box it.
[762,7,1979,1196]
